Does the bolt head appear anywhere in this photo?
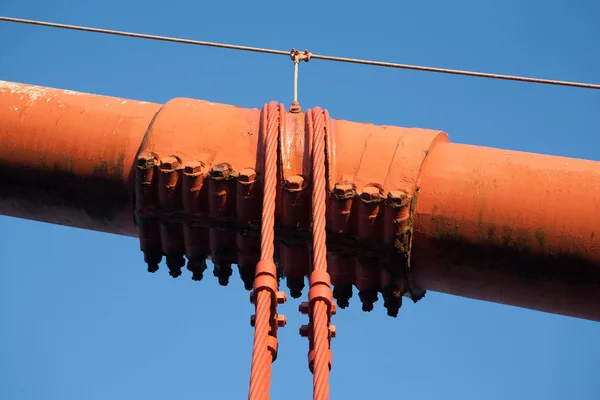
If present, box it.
[299,302,310,314]
[387,189,408,206]
[210,163,232,178]
[184,161,203,174]
[137,152,156,167]
[160,156,180,171]
[299,325,310,337]
[276,314,287,327]
[388,190,407,200]
[329,325,336,338]
[276,291,287,304]
[333,183,354,198]
[360,186,381,201]
[250,315,256,327]
[284,175,304,190]
[238,168,257,183]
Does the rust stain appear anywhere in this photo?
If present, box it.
[1,80,600,323]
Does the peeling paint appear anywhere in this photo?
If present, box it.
[62,90,84,96]
[0,80,50,103]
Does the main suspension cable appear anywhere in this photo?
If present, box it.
[2,15,600,90]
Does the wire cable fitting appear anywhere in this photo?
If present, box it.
[289,49,312,114]
[2,16,599,91]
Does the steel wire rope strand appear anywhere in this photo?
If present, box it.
[248,102,281,400]
[249,293,272,400]
[2,16,600,90]
[308,108,333,400]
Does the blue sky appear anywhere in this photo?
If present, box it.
[1,1,600,399]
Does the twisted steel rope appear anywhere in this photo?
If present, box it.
[249,291,272,400]
[312,301,331,400]
[248,102,281,400]
[309,107,333,400]
[310,108,328,272]
[260,101,280,261]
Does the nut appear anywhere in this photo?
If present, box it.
[284,175,304,190]
[250,315,256,327]
[387,190,409,207]
[333,182,354,199]
[329,325,336,338]
[276,291,287,304]
[360,186,382,202]
[298,302,310,314]
[210,163,232,179]
[184,161,204,174]
[299,325,310,337]
[276,314,287,327]
[238,168,257,183]
[137,152,156,168]
[160,156,180,171]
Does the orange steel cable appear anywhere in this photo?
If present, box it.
[2,16,600,90]
[248,102,282,400]
[259,102,281,263]
[307,107,334,400]
[249,291,272,399]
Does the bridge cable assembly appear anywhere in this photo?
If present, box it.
[5,13,599,400]
[1,16,600,90]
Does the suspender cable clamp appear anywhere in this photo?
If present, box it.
[289,49,312,114]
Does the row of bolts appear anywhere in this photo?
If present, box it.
[141,153,409,314]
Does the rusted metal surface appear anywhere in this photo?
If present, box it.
[182,158,210,281]
[413,142,600,321]
[1,80,599,322]
[0,80,160,235]
[236,167,260,289]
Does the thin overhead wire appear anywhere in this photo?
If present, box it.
[1,15,600,90]
[0,16,289,56]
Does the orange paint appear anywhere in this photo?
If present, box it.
[0,80,160,235]
[413,143,600,320]
[1,80,599,321]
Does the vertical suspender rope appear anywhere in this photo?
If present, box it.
[248,102,287,400]
[304,107,336,400]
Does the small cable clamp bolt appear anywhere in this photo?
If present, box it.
[289,48,312,114]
